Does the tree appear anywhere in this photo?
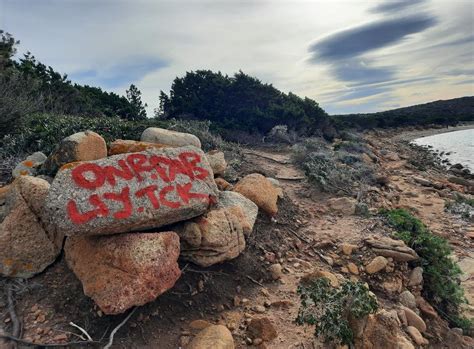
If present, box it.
[0,30,19,70]
[126,84,147,120]
[154,90,170,118]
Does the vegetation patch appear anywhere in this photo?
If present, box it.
[445,193,474,221]
[382,208,472,331]
[296,278,378,345]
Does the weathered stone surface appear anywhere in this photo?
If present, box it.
[302,268,340,287]
[108,139,169,155]
[366,236,419,262]
[408,267,423,286]
[189,325,234,349]
[233,173,279,216]
[215,177,233,191]
[327,197,356,215]
[175,191,257,266]
[43,131,107,174]
[206,150,227,176]
[355,310,414,349]
[416,296,438,318]
[406,326,428,345]
[365,256,388,274]
[402,306,426,332]
[141,127,201,148]
[44,146,218,237]
[347,262,359,275]
[65,231,181,314]
[247,317,277,341]
[269,263,283,280]
[341,243,357,255]
[12,152,47,178]
[399,290,417,310]
[0,177,62,278]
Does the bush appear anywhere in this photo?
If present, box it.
[296,278,378,345]
[382,208,472,331]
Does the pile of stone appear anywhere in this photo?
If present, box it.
[0,127,281,314]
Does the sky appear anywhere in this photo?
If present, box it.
[1,0,473,115]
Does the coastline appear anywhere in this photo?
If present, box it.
[393,122,474,142]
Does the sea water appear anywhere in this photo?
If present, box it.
[412,128,474,171]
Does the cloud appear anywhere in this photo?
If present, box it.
[309,14,437,61]
[328,59,395,84]
[69,57,168,89]
[370,0,427,14]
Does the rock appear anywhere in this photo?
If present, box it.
[341,243,357,255]
[252,305,266,314]
[189,325,234,349]
[269,263,283,280]
[382,277,403,294]
[43,131,107,174]
[206,150,227,176]
[365,256,388,274]
[384,151,400,161]
[190,320,213,330]
[355,202,370,216]
[44,146,218,237]
[301,268,340,287]
[247,317,277,341]
[406,326,428,345]
[12,152,47,178]
[408,267,423,286]
[108,139,169,155]
[355,310,414,349]
[399,290,417,310]
[141,127,201,148]
[327,197,356,215]
[175,191,257,266]
[448,176,474,188]
[0,176,62,278]
[347,262,359,275]
[233,174,279,216]
[413,176,432,187]
[65,231,181,314]
[416,297,438,318]
[366,236,419,262]
[402,306,426,333]
[215,178,233,191]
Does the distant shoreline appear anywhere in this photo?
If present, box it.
[393,122,474,142]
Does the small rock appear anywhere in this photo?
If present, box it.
[12,152,47,178]
[399,290,417,310]
[253,338,263,345]
[215,177,233,191]
[206,150,227,176]
[406,326,428,345]
[408,267,423,286]
[268,263,283,280]
[301,268,340,287]
[233,174,280,216]
[247,317,277,341]
[327,197,356,215]
[189,325,234,349]
[416,297,438,318]
[341,243,357,256]
[252,305,266,314]
[402,306,426,333]
[365,256,388,274]
[347,262,359,275]
[108,139,169,155]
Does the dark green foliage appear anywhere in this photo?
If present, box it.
[382,209,472,331]
[158,70,330,136]
[126,84,147,120]
[0,30,19,69]
[296,278,378,345]
[332,97,474,130]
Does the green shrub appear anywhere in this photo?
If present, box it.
[296,278,378,345]
[382,208,472,331]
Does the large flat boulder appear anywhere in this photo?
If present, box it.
[43,131,107,174]
[141,127,201,148]
[44,146,218,237]
[65,231,181,314]
[175,191,258,266]
[0,177,63,278]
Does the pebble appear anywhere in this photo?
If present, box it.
[269,263,283,280]
[402,306,427,332]
[365,256,388,274]
[347,262,359,275]
[341,243,357,255]
[253,305,266,314]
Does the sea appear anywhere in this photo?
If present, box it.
[411,128,474,171]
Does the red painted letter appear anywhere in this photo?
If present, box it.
[135,185,160,209]
[67,194,109,224]
[71,163,105,189]
[103,187,133,219]
[159,185,181,208]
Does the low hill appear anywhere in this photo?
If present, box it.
[332,96,474,129]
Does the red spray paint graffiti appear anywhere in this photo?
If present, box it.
[67,151,211,224]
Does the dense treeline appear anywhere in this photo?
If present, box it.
[332,97,474,130]
[0,30,147,138]
[156,70,331,136]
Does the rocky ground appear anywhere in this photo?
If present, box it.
[1,127,473,348]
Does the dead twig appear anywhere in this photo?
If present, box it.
[246,275,265,288]
[103,307,137,349]
[288,228,311,244]
[69,322,93,341]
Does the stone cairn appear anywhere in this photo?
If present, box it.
[1,128,281,315]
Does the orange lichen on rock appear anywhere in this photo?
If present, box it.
[108,139,170,156]
[23,160,34,167]
[59,161,83,172]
